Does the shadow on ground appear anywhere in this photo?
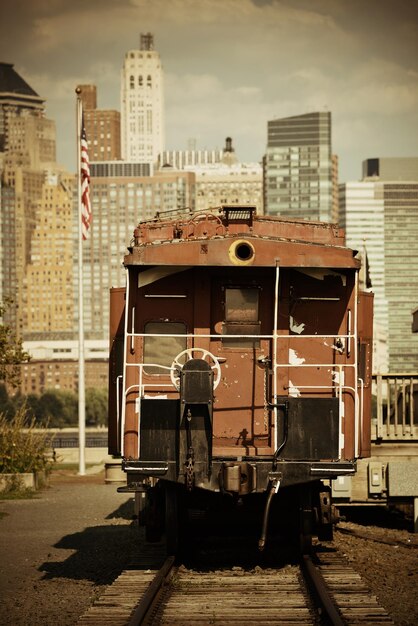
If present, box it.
[338,504,413,531]
[106,499,135,520]
[39,501,140,585]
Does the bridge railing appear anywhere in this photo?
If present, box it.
[372,374,418,441]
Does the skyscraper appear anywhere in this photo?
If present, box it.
[160,137,263,212]
[0,63,62,337]
[23,170,75,338]
[82,164,195,340]
[340,158,418,372]
[263,112,335,222]
[1,66,108,392]
[120,33,164,164]
[0,62,45,153]
[77,84,121,162]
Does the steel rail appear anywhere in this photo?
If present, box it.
[127,555,176,626]
[301,554,345,626]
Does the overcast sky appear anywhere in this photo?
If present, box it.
[1,0,417,182]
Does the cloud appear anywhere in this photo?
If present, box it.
[1,0,416,181]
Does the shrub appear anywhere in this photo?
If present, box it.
[0,406,54,475]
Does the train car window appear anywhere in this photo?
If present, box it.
[222,287,261,348]
[143,321,187,375]
[226,288,259,321]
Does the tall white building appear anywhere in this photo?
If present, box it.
[339,181,389,372]
[339,158,418,373]
[120,33,164,164]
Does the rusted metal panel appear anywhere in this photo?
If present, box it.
[125,236,359,269]
[108,287,125,456]
[133,208,347,248]
[110,207,373,491]
[358,291,374,457]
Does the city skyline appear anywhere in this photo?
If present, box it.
[1,0,417,183]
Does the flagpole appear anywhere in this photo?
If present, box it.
[76,87,86,476]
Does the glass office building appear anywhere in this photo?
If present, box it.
[264,112,334,222]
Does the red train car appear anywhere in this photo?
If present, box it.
[108,206,373,552]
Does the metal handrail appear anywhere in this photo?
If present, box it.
[372,374,418,441]
[121,331,363,459]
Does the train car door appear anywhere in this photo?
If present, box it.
[123,268,195,459]
[209,270,275,456]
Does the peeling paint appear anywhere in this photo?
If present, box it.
[290,316,305,334]
[288,348,305,366]
[333,370,345,386]
[288,380,301,397]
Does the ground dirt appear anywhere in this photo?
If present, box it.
[0,471,417,625]
[0,469,136,626]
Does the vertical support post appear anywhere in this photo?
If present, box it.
[376,374,382,440]
[402,378,407,436]
[76,91,85,476]
[273,263,280,451]
[121,268,130,457]
[386,376,391,438]
[354,271,359,458]
[410,377,414,434]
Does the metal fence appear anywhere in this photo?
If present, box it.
[373,374,418,441]
[48,435,108,449]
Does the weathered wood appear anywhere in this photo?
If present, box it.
[77,546,394,625]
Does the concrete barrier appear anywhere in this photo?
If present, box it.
[0,473,35,491]
[104,461,125,484]
[53,447,113,465]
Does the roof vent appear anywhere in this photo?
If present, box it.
[222,206,256,226]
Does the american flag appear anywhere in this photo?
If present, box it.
[80,118,92,240]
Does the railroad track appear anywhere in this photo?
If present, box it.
[77,545,394,625]
[336,523,418,549]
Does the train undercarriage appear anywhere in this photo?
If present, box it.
[124,475,341,555]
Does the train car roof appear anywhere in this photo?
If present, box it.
[124,206,360,270]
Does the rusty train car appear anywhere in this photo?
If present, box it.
[108,206,373,553]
